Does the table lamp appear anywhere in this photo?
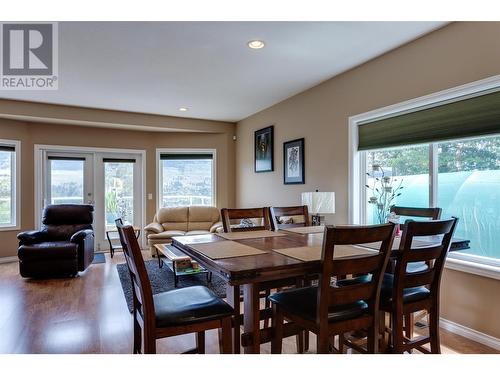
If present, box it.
[301,190,335,226]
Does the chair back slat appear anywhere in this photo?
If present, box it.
[221,207,272,232]
[391,206,442,220]
[270,205,310,230]
[116,219,155,326]
[404,245,443,263]
[403,270,436,288]
[317,224,396,325]
[393,218,458,303]
[331,254,380,276]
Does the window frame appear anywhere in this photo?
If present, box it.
[0,139,21,231]
[156,148,217,210]
[349,74,500,279]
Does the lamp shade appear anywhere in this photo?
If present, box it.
[301,191,335,214]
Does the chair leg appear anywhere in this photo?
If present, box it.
[391,311,405,354]
[379,312,388,353]
[316,332,329,354]
[304,330,310,351]
[367,323,378,354]
[143,330,156,354]
[220,316,233,354]
[429,308,441,354]
[133,315,142,354]
[271,304,283,354]
[196,331,205,354]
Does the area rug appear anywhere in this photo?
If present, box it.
[92,252,106,264]
[117,259,227,313]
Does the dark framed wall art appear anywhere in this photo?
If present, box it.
[254,125,274,172]
[283,138,305,184]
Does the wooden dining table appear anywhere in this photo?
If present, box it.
[172,229,470,354]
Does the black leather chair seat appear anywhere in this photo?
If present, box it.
[153,286,234,327]
[18,241,78,261]
[380,274,430,304]
[268,286,368,323]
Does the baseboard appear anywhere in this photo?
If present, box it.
[0,256,18,264]
[440,317,500,351]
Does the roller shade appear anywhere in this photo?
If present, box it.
[160,153,213,160]
[358,90,500,150]
[103,158,136,163]
[0,145,15,152]
[48,156,86,161]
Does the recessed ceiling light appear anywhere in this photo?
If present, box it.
[247,40,265,49]
[179,107,188,112]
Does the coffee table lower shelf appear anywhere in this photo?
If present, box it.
[154,244,212,287]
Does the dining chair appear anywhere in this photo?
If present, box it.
[379,217,458,354]
[270,205,311,231]
[220,207,306,352]
[389,205,443,337]
[269,223,396,354]
[221,207,272,232]
[115,219,234,354]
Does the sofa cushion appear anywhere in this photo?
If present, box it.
[187,206,220,231]
[157,207,189,232]
[185,230,211,236]
[147,230,186,240]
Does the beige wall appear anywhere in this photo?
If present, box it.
[236,22,500,339]
[0,118,236,258]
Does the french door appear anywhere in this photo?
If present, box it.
[39,148,144,251]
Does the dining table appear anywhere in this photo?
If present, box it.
[171,227,470,354]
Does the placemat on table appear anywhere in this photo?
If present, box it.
[190,240,267,259]
[216,230,285,240]
[273,245,374,262]
[281,226,325,235]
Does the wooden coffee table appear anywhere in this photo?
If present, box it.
[154,243,211,287]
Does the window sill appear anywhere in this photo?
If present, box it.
[0,225,20,232]
[445,257,500,281]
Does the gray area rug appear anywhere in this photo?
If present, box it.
[117,259,227,313]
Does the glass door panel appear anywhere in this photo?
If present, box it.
[104,159,135,230]
[45,154,93,208]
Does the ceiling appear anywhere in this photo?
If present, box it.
[0,21,447,122]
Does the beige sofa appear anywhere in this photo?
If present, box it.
[144,206,222,255]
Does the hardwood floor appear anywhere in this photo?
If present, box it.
[0,252,497,354]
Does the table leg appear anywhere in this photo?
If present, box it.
[243,282,261,354]
[225,284,240,354]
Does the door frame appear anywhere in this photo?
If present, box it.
[34,144,147,248]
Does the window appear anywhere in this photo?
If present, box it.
[158,150,215,208]
[0,140,19,229]
[437,136,500,260]
[104,159,135,230]
[366,144,430,224]
[362,136,500,265]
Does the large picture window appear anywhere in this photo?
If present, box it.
[158,150,215,208]
[363,135,500,262]
[0,140,19,229]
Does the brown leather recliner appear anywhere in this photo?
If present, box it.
[17,204,95,278]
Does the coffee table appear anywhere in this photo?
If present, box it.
[154,243,211,287]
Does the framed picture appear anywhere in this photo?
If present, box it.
[254,125,274,172]
[283,138,305,184]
